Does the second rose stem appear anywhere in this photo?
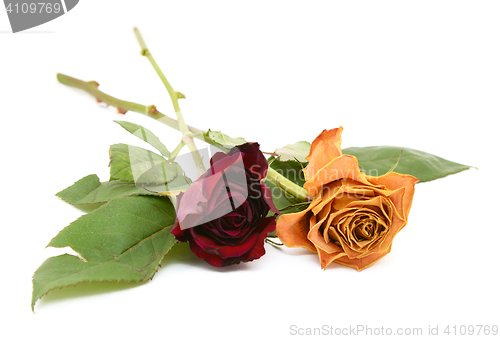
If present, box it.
[56,28,310,203]
[56,72,310,202]
[133,27,206,174]
[131,28,309,202]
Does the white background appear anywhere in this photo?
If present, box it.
[1,1,499,338]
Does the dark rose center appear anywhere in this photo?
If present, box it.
[353,216,377,240]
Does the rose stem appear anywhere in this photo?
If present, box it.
[266,167,309,202]
[57,73,310,201]
[133,27,205,173]
[169,139,186,161]
[264,238,283,246]
[56,73,229,153]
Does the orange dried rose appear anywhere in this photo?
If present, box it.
[276,127,418,270]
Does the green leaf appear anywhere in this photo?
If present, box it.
[114,120,170,158]
[272,141,471,182]
[274,141,311,162]
[343,146,472,182]
[56,174,162,205]
[32,196,177,309]
[265,179,294,211]
[56,174,101,205]
[278,202,310,214]
[136,173,193,195]
[265,179,304,211]
[109,144,183,184]
[204,130,246,151]
[267,229,278,238]
[265,157,308,213]
[157,172,192,192]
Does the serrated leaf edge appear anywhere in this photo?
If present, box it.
[32,237,178,311]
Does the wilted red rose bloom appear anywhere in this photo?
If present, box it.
[171,143,278,267]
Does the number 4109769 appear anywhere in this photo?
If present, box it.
[5,2,62,14]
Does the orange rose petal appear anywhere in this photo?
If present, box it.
[311,186,343,219]
[317,247,346,269]
[369,171,419,192]
[384,187,406,222]
[331,186,361,211]
[276,209,317,253]
[325,212,364,258]
[334,246,392,271]
[344,195,400,254]
[308,203,343,255]
[344,196,390,220]
[368,172,418,221]
[315,196,332,221]
[366,175,418,252]
[304,155,373,197]
[375,218,403,255]
[309,212,317,237]
[282,128,419,271]
[305,127,343,177]
[326,196,392,259]
[338,217,371,259]
[309,228,343,254]
[324,212,341,243]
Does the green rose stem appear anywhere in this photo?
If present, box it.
[56,73,207,143]
[267,167,309,202]
[169,139,186,160]
[57,73,310,202]
[57,64,311,206]
[133,28,205,173]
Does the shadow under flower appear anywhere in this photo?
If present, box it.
[160,242,258,273]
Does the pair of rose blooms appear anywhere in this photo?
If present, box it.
[172,127,418,271]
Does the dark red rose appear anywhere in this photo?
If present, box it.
[171,143,278,267]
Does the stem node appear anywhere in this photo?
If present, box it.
[134,28,206,174]
[146,105,158,115]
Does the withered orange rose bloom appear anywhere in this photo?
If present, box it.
[276,127,418,270]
